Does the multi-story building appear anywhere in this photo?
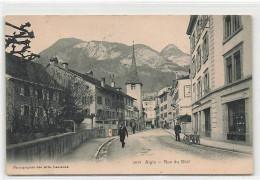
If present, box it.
[142,97,156,127]
[6,53,64,143]
[125,42,144,129]
[157,86,172,128]
[186,15,252,145]
[45,58,136,129]
[170,76,192,132]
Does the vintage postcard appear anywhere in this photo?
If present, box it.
[5,15,253,175]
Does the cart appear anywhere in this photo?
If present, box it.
[183,132,200,145]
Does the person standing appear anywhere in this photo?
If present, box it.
[118,122,128,148]
[174,122,181,142]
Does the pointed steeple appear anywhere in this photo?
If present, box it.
[125,41,142,85]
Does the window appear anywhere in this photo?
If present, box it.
[24,85,30,97]
[97,96,102,105]
[203,70,210,94]
[38,106,44,118]
[164,104,167,110]
[160,97,163,103]
[234,51,241,80]
[197,78,202,99]
[161,106,164,111]
[164,112,167,118]
[21,105,30,117]
[164,95,167,101]
[105,98,110,106]
[196,20,202,41]
[161,114,163,118]
[224,15,242,40]
[202,32,209,63]
[82,96,87,104]
[226,56,233,83]
[197,46,201,72]
[191,32,195,53]
[131,84,136,90]
[227,99,246,141]
[224,44,243,84]
[191,56,196,77]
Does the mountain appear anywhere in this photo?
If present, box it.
[160,44,190,67]
[34,38,189,93]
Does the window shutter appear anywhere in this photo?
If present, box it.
[20,84,24,96]
[42,89,45,99]
[21,105,24,116]
[30,86,33,97]
[53,92,56,101]
[47,91,49,100]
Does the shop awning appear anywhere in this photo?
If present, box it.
[178,114,191,123]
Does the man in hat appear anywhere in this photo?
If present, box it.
[118,122,128,148]
[174,122,181,142]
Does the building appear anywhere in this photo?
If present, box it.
[170,76,192,133]
[45,58,137,130]
[157,86,173,128]
[186,15,252,145]
[125,42,144,129]
[142,97,156,128]
[6,53,64,143]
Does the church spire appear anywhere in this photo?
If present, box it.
[125,41,142,85]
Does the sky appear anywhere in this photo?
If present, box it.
[5,15,190,54]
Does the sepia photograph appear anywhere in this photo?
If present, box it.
[5,15,253,175]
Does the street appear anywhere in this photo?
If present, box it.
[58,129,253,174]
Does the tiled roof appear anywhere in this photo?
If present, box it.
[67,69,136,100]
[6,53,63,90]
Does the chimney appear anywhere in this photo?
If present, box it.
[110,74,115,87]
[101,78,105,87]
[86,71,93,77]
[61,62,68,70]
[50,57,58,65]
[111,81,115,88]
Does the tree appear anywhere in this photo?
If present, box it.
[5,22,40,61]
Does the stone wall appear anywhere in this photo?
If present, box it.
[7,129,106,162]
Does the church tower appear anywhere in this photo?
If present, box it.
[125,41,143,119]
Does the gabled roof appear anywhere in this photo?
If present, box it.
[68,69,136,100]
[6,53,63,90]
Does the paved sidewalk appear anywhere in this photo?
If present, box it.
[165,129,253,155]
[59,136,114,162]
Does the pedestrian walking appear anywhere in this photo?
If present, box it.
[118,122,128,148]
[174,122,181,142]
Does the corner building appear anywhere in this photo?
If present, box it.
[186,15,252,145]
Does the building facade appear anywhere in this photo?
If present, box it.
[186,15,252,145]
[170,76,192,133]
[157,86,173,128]
[6,54,64,143]
[142,97,156,127]
[45,58,136,129]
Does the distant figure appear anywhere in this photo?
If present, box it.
[174,122,181,142]
[132,123,136,134]
[118,122,128,148]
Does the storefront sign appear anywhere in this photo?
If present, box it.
[184,85,191,97]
